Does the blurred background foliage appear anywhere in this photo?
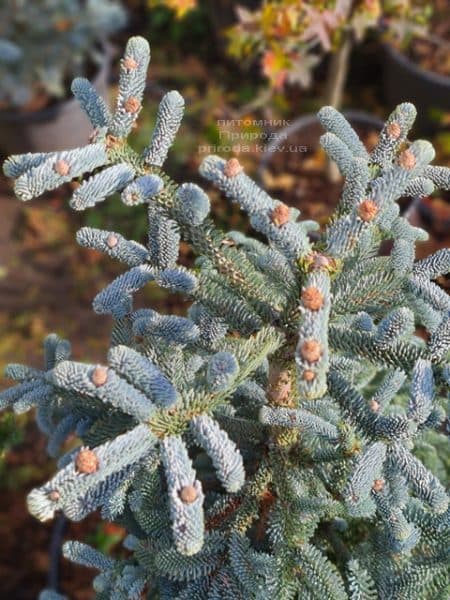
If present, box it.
[0,1,449,598]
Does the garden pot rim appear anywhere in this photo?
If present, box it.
[383,41,450,88]
[0,40,111,123]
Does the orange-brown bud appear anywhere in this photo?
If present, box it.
[271,203,290,227]
[223,157,243,177]
[91,366,108,387]
[179,485,198,504]
[302,370,316,382]
[369,399,380,412]
[48,490,60,502]
[106,233,118,248]
[301,286,324,311]
[386,121,401,140]
[358,199,379,222]
[300,340,322,363]
[54,159,70,176]
[372,478,384,492]
[124,96,141,114]
[75,448,99,474]
[123,56,138,70]
[398,149,416,170]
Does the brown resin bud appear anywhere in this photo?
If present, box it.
[369,399,380,412]
[372,478,384,493]
[358,199,379,222]
[271,203,290,227]
[386,121,401,140]
[123,56,138,70]
[105,134,120,149]
[305,252,335,272]
[124,96,141,114]
[48,490,60,502]
[54,159,70,176]
[398,149,416,170]
[300,340,322,363]
[301,286,324,311]
[106,233,119,248]
[179,485,198,504]
[54,18,72,33]
[223,157,243,178]
[125,191,140,205]
[268,366,292,405]
[91,365,108,387]
[75,448,99,474]
[302,370,316,382]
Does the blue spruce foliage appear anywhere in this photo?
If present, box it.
[1,36,450,599]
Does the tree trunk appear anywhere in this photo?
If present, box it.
[324,36,353,183]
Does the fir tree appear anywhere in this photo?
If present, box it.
[2,37,450,599]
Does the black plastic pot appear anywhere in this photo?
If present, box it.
[416,192,450,236]
[0,47,111,155]
[383,43,450,134]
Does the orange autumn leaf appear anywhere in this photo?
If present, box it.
[148,0,197,18]
[261,50,289,90]
[272,6,299,37]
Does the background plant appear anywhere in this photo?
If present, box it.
[227,0,431,107]
[385,0,450,80]
[0,0,126,109]
[2,35,450,599]
[147,0,198,20]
